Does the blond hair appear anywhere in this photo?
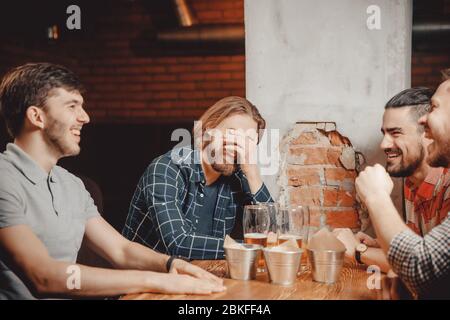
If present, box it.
[193,96,266,147]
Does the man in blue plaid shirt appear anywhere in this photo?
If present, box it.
[356,70,450,299]
[123,96,272,260]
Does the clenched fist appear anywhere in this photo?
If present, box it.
[356,164,394,205]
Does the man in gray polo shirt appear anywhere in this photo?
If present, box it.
[0,63,225,299]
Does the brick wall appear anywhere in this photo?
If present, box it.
[411,0,450,89]
[279,122,368,231]
[412,53,450,89]
[0,0,245,123]
[0,0,449,123]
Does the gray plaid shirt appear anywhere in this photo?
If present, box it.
[387,215,449,299]
[122,146,272,260]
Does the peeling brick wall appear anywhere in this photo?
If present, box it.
[278,122,369,232]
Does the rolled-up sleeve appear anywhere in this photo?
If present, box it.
[251,183,273,203]
[387,217,450,297]
[237,171,273,204]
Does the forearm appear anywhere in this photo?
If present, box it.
[164,232,224,260]
[386,219,450,297]
[33,261,165,298]
[361,248,391,273]
[114,240,169,273]
[244,168,263,195]
[364,193,410,254]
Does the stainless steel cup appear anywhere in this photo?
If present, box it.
[263,248,303,286]
[224,244,263,280]
[307,248,345,284]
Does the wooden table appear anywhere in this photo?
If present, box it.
[122,260,383,300]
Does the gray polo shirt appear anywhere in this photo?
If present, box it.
[0,143,100,299]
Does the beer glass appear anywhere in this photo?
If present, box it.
[243,204,270,271]
[259,202,279,248]
[277,205,310,270]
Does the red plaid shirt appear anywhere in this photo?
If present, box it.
[404,167,450,236]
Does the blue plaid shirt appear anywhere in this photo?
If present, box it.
[122,146,272,260]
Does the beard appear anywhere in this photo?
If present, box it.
[43,118,80,157]
[386,146,424,178]
[427,140,450,168]
[211,162,238,176]
[204,144,238,176]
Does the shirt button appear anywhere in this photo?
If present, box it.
[200,193,204,198]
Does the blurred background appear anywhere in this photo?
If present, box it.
[0,0,449,232]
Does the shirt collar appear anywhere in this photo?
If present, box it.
[193,162,206,184]
[4,143,55,184]
[405,167,445,200]
[176,146,205,184]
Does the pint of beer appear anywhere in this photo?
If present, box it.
[244,232,268,247]
[243,205,271,271]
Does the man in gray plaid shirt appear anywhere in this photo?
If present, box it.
[356,70,450,299]
[123,96,272,260]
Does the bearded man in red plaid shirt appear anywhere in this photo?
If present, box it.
[334,87,449,278]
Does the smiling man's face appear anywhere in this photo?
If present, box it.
[380,107,430,177]
[41,87,90,158]
[420,80,450,168]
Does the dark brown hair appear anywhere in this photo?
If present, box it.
[0,62,84,138]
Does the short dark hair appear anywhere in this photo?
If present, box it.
[385,87,433,123]
[0,63,84,138]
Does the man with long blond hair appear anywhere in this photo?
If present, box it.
[123,96,273,260]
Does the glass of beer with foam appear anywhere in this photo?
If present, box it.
[277,205,310,270]
[243,204,270,271]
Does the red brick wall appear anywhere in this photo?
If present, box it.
[411,0,450,89]
[280,123,366,231]
[412,54,450,89]
[0,0,245,123]
[0,0,448,124]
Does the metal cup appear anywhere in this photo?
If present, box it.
[307,248,345,284]
[224,244,263,280]
[263,248,303,286]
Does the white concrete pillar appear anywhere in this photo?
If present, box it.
[246,0,412,209]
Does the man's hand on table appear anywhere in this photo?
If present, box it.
[169,259,226,290]
[153,271,226,295]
